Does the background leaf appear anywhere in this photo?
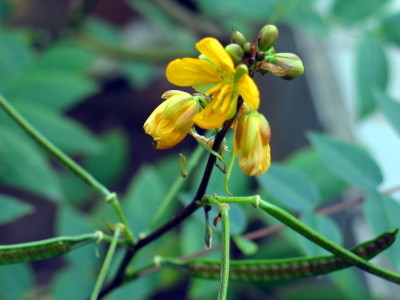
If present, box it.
[364,190,400,271]
[0,128,62,200]
[355,31,388,118]
[13,101,102,155]
[257,164,320,213]
[308,132,383,189]
[123,166,168,235]
[374,90,400,137]
[2,71,98,111]
[0,264,34,300]
[379,11,400,46]
[0,195,34,225]
[284,148,347,201]
[331,0,389,23]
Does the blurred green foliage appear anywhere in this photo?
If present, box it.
[0,0,400,299]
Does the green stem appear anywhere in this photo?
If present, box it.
[0,93,135,244]
[90,225,122,300]
[149,145,204,229]
[218,205,230,300]
[210,195,400,285]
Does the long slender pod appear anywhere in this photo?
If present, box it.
[0,233,103,265]
[159,229,398,281]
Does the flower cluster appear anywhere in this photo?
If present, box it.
[144,25,304,176]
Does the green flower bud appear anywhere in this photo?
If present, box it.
[262,53,304,79]
[225,43,244,65]
[258,25,279,52]
[231,31,246,47]
[243,42,251,54]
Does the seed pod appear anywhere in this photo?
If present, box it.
[160,229,398,281]
[0,233,100,265]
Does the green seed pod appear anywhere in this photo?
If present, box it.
[160,229,398,281]
[258,25,279,52]
[231,31,246,47]
[0,233,101,265]
[225,43,244,65]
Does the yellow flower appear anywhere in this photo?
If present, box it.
[166,37,260,130]
[143,90,201,149]
[233,111,271,176]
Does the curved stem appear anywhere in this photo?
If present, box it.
[0,94,135,244]
[211,195,400,285]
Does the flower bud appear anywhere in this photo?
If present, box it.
[225,43,244,65]
[243,42,251,54]
[144,91,201,149]
[262,53,304,79]
[233,111,271,176]
[258,25,279,52]
[231,31,246,47]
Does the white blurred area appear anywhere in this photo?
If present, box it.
[296,1,400,297]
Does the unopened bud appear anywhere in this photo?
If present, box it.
[231,31,246,47]
[233,111,271,176]
[258,25,278,52]
[144,91,201,149]
[243,42,251,54]
[225,43,244,65]
[262,53,304,79]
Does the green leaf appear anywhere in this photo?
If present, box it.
[0,128,62,200]
[3,71,98,111]
[285,147,347,200]
[232,235,259,256]
[195,0,276,22]
[108,275,155,300]
[32,42,96,75]
[56,206,98,266]
[83,17,122,45]
[379,12,400,46]
[296,210,342,256]
[0,264,34,300]
[257,164,320,213]
[180,218,219,257]
[123,166,167,235]
[373,90,400,137]
[122,61,156,90]
[84,130,129,185]
[364,190,400,270]
[355,32,388,118]
[0,195,34,225]
[0,30,33,87]
[332,0,389,23]
[13,101,101,155]
[308,132,383,189]
[329,269,372,300]
[52,265,94,300]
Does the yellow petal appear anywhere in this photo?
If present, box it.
[166,58,220,86]
[238,74,260,110]
[196,37,235,73]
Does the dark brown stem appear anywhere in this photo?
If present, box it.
[98,99,244,298]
